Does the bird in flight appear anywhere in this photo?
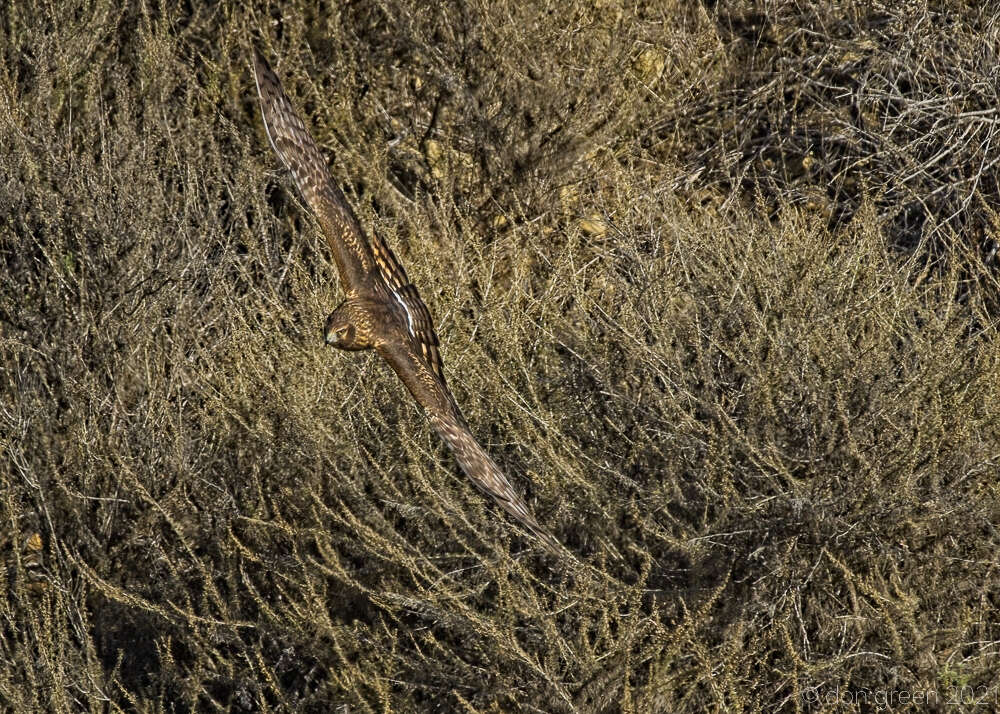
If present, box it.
[252,48,559,553]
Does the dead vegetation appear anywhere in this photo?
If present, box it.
[1,0,999,711]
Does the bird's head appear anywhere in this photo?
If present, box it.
[324,302,374,351]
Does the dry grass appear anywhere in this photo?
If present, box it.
[2,0,999,711]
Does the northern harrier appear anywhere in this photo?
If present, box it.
[252,49,559,552]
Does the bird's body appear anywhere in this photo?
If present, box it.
[252,48,559,553]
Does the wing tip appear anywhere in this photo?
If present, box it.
[506,498,562,555]
[522,519,563,555]
[251,45,292,173]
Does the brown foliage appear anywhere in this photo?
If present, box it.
[1,0,999,711]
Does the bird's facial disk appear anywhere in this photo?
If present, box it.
[324,319,354,348]
[324,314,373,351]
[325,300,376,351]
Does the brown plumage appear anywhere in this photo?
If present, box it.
[252,48,559,553]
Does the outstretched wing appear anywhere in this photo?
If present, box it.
[252,49,376,295]
[377,338,559,552]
